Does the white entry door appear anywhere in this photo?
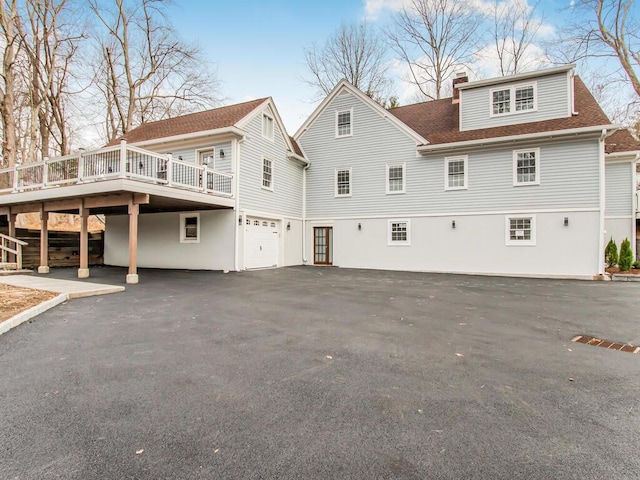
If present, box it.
[244,217,279,269]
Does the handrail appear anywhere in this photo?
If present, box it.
[0,232,28,245]
[0,233,26,270]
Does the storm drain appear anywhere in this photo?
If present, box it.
[571,335,640,354]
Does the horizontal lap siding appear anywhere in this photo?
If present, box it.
[163,141,233,173]
[239,107,303,218]
[301,91,418,218]
[300,90,600,218]
[461,73,569,131]
[605,162,633,216]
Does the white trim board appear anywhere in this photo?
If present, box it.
[305,207,600,222]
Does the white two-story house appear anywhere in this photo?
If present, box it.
[295,65,639,278]
[0,65,637,281]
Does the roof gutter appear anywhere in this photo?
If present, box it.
[456,64,576,90]
[417,124,617,154]
[127,126,248,148]
[287,152,309,165]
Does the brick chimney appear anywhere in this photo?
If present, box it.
[452,72,468,104]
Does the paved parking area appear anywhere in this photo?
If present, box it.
[1,266,639,479]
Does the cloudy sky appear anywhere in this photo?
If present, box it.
[166,0,573,132]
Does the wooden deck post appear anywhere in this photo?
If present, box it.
[38,205,49,274]
[78,202,90,278]
[7,213,16,264]
[127,200,139,284]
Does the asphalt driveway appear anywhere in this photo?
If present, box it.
[1,266,639,479]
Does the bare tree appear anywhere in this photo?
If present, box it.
[489,0,545,75]
[303,22,392,102]
[88,0,220,142]
[387,0,482,100]
[0,0,20,167]
[556,0,639,98]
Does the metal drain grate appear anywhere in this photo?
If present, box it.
[571,335,640,354]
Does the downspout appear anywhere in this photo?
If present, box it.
[302,162,310,263]
[633,154,640,261]
[233,138,242,272]
[598,129,607,276]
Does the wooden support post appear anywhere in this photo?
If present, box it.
[7,213,16,264]
[78,202,89,278]
[127,200,139,284]
[38,205,49,274]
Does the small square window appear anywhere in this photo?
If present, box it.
[445,156,468,190]
[335,168,351,197]
[180,213,200,243]
[262,114,274,141]
[387,164,405,194]
[388,219,410,246]
[336,109,352,137]
[262,157,273,190]
[515,86,535,111]
[513,148,540,186]
[505,215,536,246]
[492,89,511,114]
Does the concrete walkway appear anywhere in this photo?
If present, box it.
[1,275,125,299]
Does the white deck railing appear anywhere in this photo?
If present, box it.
[0,140,234,198]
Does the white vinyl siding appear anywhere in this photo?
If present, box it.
[445,155,468,190]
[336,109,353,137]
[180,213,200,243]
[299,90,600,218]
[386,163,405,194]
[513,148,540,186]
[461,72,569,131]
[335,168,352,197]
[605,161,635,216]
[238,106,304,218]
[388,219,410,245]
[505,215,536,246]
[157,141,232,173]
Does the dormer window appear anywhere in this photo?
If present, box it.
[335,109,352,137]
[491,83,537,116]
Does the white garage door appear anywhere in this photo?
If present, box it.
[244,217,279,269]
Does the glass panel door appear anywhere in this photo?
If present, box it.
[314,227,332,265]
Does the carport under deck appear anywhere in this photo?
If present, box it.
[0,142,235,283]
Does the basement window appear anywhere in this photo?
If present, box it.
[180,213,200,243]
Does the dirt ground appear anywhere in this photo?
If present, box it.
[0,284,58,322]
[606,266,640,275]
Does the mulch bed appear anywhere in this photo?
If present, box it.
[605,267,640,275]
[0,284,58,322]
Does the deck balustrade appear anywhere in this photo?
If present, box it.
[0,141,234,198]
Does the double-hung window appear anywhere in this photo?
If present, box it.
[491,83,537,116]
[506,215,536,246]
[262,114,274,141]
[262,157,273,190]
[336,109,352,137]
[445,155,468,190]
[513,148,540,186]
[335,168,352,197]
[180,213,200,243]
[386,163,405,194]
[388,220,410,246]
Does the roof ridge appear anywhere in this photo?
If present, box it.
[123,97,269,132]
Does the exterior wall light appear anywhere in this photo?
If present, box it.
[287,222,291,231]
[452,220,456,229]
[220,149,225,157]
[564,217,569,227]
[358,223,362,230]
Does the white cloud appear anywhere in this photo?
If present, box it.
[471,42,550,79]
[364,0,410,20]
